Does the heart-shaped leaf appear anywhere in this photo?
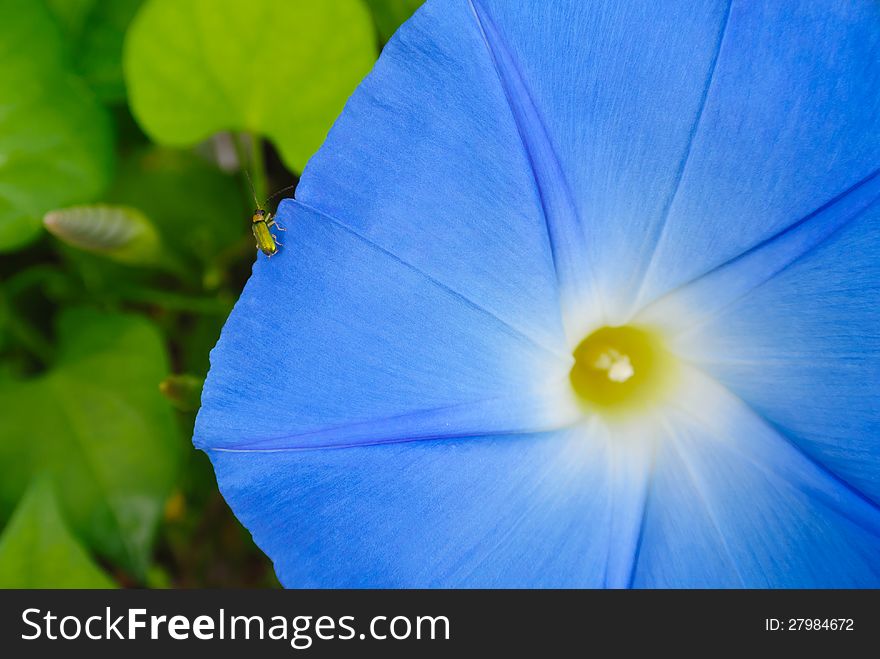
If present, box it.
[0,309,181,577]
[123,0,376,172]
[0,479,116,588]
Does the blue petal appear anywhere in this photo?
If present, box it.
[657,200,880,506]
[208,424,652,588]
[629,0,880,311]
[197,0,880,588]
[470,1,880,320]
[295,0,568,346]
[194,201,574,451]
[471,0,736,324]
[633,373,880,588]
[638,168,880,330]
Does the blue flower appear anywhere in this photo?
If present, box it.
[195,0,880,587]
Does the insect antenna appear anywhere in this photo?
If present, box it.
[244,169,262,210]
[265,183,298,205]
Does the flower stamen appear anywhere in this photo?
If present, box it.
[569,325,674,415]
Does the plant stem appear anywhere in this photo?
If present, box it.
[234,132,268,208]
[249,133,268,206]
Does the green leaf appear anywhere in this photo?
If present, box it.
[0,309,181,577]
[0,479,115,588]
[0,0,114,252]
[44,204,165,266]
[105,147,246,264]
[47,0,144,103]
[124,0,376,172]
[364,0,423,41]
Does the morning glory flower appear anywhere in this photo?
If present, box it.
[195,0,880,587]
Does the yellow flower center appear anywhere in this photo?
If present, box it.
[569,325,675,416]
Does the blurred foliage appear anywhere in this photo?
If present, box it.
[159,374,205,412]
[0,309,181,576]
[47,0,144,102]
[0,0,421,588]
[0,479,116,588]
[0,0,114,251]
[44,205,170,269]
[105,148,245,275]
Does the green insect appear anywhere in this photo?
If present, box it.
[251,207,283,257]
[246,175,295,257]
